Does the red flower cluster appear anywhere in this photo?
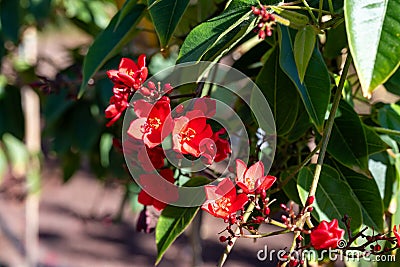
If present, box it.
[310,219,345,250]
[252,6,275,39]
[202,160,276,220]
[105,56,148,127]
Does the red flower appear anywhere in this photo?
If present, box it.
[192,97,216,118]
[105,93,129,127]
[310,219,345,250]
[138,169,178,211]
[138,146,165,172]
[172,110,213,157]
[127,97,173,148]
[107,55,148,90]
[393,225,400,247]
[200,128,231,164]
[201,178,248,220]
[235,159,276,194]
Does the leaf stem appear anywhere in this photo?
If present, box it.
[307,52,352,199]
[301,0,318,25]
[373,127,400,136]
[217,199,256,267]
[278,5,331,15]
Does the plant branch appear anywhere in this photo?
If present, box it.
[307,53,352,199]
[373,127,400,136]
[217,199,256,267]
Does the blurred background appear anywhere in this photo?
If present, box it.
[0,1,293,266]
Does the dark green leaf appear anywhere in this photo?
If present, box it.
[177,0,257,63]
[293,25,316,83]
[327,100,369,176]
[345,0,400,94]
[0,147,7,183]
[0,85,24,139]
[255,46,300,136]
[0,0,20,43]
[148,0,190,47]
[287,103,312,142]
[79,3,146,97]
[378,103,400,143]
[337,165,384,231]
[323,22,347,59]
[278,25,330,132]
[61,150,80,182]
[385,68,400,96]
[363,125,388,155]
[297,165,362,232]
[155,177,210,265]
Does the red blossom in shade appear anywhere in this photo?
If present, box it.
[105,93,129,127]
[127,97,173,148]
[200,128,231,164]
[201,178,248,220]
[172,110,213,157]
[192,97,216,118]
[138,146,165,172]
[235,159,276,194]
[310,219,345,250]
[107,55,148,91]
[393,225,400,247]
[138,169,178,211]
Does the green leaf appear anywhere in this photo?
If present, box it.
[337,165,385,231]
[79,3,146,97]
[297,165,362,232]
[327,100,369,176]
[177,0,257,63]
[378,103,400,143]
[255,46,300,136]
[61,150,80,182]
[344,0,400,95]
[278,25,331,132]
[293,25,316,83]
[148,0,190,48]
[385,67,400,96]
[0,0,20,43]
[323,21,347,59]
[2,133,29,178]
[155,176,210,265]
[363,125,388,155]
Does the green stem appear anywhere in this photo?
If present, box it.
[278,5,331,15]
[242,229,290,238]
[308,53,352,199]
[328,0,335,14]
[217,199,256,267]
[301,0,318,24]
[318,0,323,22]
[373,127,400,136]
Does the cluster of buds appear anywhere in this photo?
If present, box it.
[252,5,275,39]
[139,81,173,100]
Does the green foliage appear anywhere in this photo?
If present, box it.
[80,2,146,97]
[345,0,400,94]
[148,0,190,47]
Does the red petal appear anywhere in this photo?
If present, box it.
[235,159,247,182]
[137,54,146,69]
[138,190,154,206]
[230,193,248,213]
[258,175,276,191]
[134,100,153,118]
[119,57,138,72]
[246,161,264,180]
[127,118,147,140]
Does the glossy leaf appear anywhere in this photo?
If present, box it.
[345,0,400,95]
[363,125,388,155]
[177,0,257,63]
[155,177,210,265]
[338,165,385,231]
[293,25,316,83]
[255,46,300,136]
[148,0,190,47]
[79,3,146,97]
[327,100,369,176]
[378,103,400,143]
[385,68,400,96]
[278,25,330,132]
[297,165,362,232]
